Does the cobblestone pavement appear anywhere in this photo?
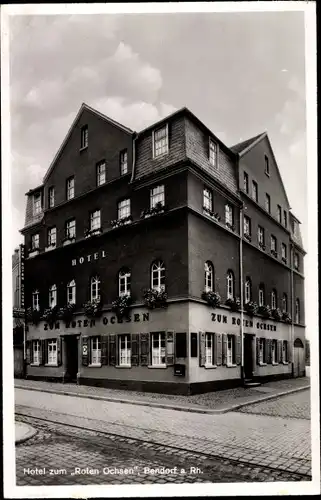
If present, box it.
[15,388,311,478]
[15,414,310,485]
[236,390,310,420]
[15,377,310,410]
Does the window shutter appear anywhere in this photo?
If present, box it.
[199,331,206,367]
[222,333,227,366]
[190,332,198,358]
[175,332,187,358]
[57,337,62,366]
[267,339,272,364]
[44,340,48,365]
[235,335,241,365]
[264,339,268,364]
[277,340,283,363]
[140,333,150,366]
[288,341,292,363]
[166,330,174,366]
[101,335,108,365]
[215,333,222,366]
[82,336,89,366]
[109,334,116,366]
[256,337,260,364]
[131,333,139,366]
[26,340,31,364]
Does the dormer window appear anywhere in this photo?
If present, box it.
[264,155,270,175]
[33,192,42,215]
[153,125,168,158]
[209,139,217,167]
[81,125,88,149]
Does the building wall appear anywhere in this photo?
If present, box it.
[293,272,305,325]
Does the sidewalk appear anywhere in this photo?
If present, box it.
[15,377,310,414]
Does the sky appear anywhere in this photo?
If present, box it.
[9,9,307,252]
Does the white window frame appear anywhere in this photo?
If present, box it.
[227,334,235,366]
[48,227,56,247]
[244,216,251,236]
[66,219,76,239]
[90,276,101,302]
[150,185,165,209]
[243,172,249,193]
[245,279,251,304]
[48,187,55,208]
[153,125,168,158]
[252,181,258,202]
[32,290,40,311]
[151,261,165,292]
[151,332,166,366]
[120,150,128,175]
[209,139,217,167]
[205,332,214,366]
[271,290,277,310]
[282,294,288,313]
[259,286,265,307]
[33,192,42,215]
[225,204,233,226]
[97,161,106,186]
[271,235,277,252]
[67,280,76,304]
[271,340,277,364]
[119,269,131,296]
[81,125,88,149]
[281,243,287,262]
[203,188,213,212]
[118,199,131,220]
[227,271,234,300]
[258,226,264,246]
[90,210,101,231]
[91,336,101,366]
[49,284,57,308]
[31,234,39,250]
[47,340,57,365]
[259,338,265,364]
[204,262,214,293]
[119,334,131,366]
[67,177,75,200]
[33,340,41,364]
[265,193,271,213]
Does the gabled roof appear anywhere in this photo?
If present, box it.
[230,132,266,155]
[42,103,134,184]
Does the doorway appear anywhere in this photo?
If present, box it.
[65,335,78,383]
[293,338,305,378]
[244,334,254,380]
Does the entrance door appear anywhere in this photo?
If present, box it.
[293,338,304,378]
[244,334,254,380]
[65,335,78,382]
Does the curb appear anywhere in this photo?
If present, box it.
[15,384,310,415]
[15,423,37,444]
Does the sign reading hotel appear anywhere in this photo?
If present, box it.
[72,251,108,266]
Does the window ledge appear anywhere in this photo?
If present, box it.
[153,151,169,160]
[79,146,88,152]
[259,362,267,366]
[226,363,237,368]
[115,365,132,369]
[30,363,40,367]
[282,361,289,365]
[272,362,279,366]
[45,245,56,252]
[204,364,217,369]
[88,364,102,368]
[148,365,167,369]
[45,363,58,367]
[62,239,75,246]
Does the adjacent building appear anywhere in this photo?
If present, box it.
[21,103,306,394]
[13,244,25,378]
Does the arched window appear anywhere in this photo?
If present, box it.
[91,276,101,302]
[204,261,214,292]
[227,271,234,300]
[271,289,277,310]
[244,278,252,304]
[295,299,300,323]
[67,280,76,304]
[151,260,165,292]
[258,284,265,307]
[119,268,131,296]
[32,290,39,311]
[282,293,288,313]
[49,284,57,308]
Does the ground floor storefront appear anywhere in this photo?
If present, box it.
[25,301,306,394]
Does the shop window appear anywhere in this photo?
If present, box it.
[151,332,166,366]
[91,336,101,365]
[32,340,41,364]
[47,339,57,365]
[67,280,76,304]
[205,332,215,366]
[227,334,235,365]
[204,261,214,292]
[151,260,165,292]
[119,268,131,296]
[119,334,131,366]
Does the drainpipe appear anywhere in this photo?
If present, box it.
[239,202,244,383]
[130,133,137,184]
[290,242,295,376]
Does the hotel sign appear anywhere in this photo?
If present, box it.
[211,313,277,332]
[71,250,108,266]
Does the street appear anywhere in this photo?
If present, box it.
[15,388,311,485]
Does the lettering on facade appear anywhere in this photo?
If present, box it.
[211,313,277,332]
[72,250,108,267]
[20,245,25,309]
[43,312,150,330]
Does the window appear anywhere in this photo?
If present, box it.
[271,235,277,253]
[244,215,251,237]
[90,276,101,302]
[205,333,215,366]
[281,243,287,263]
[151,332,166,366]
[259,285,265,307]
[227,271,234,300]
[264,155,270,175]
[271,289,277,310]
[151,261,165,292]
[245,278,252,304]
[90,210,101,231]
[150,185,165,208]
[153,125,168,158]
[118,199,131,220]
[81,125,88,149]
[48,187,55,208]
[282,293,288,313]
[66,219,76,239]
[33,192,42,215]
[203,188,213,212]
[96,161,106,186]
[265,193,271,213]
[225,204,233,227]
[227,335,235,365]
[32,290,39,310]
[252,181,258,202]
[119,334,131,366]
[295,299,300,323]
[209,139,217,167]
[47,340,57,365]
[47,227,56,247]
[120,150,128,175]
[283,210,287,228]
[204,261,214,292]
[67,280,76,304]
[33,340,40,364]
[119,269,131,296]
[271,340,277,364]
[294,252,300,270]
[243,172,249,193]
[277,205,282,223]
[66,177,75,200]
[91,336,101,365]
[31,234,39,250]
[49,284,57,308]
[282,340,289,363]
[259,338,266,364]
[258,226,265,248]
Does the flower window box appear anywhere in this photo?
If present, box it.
[110,216,133,229]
